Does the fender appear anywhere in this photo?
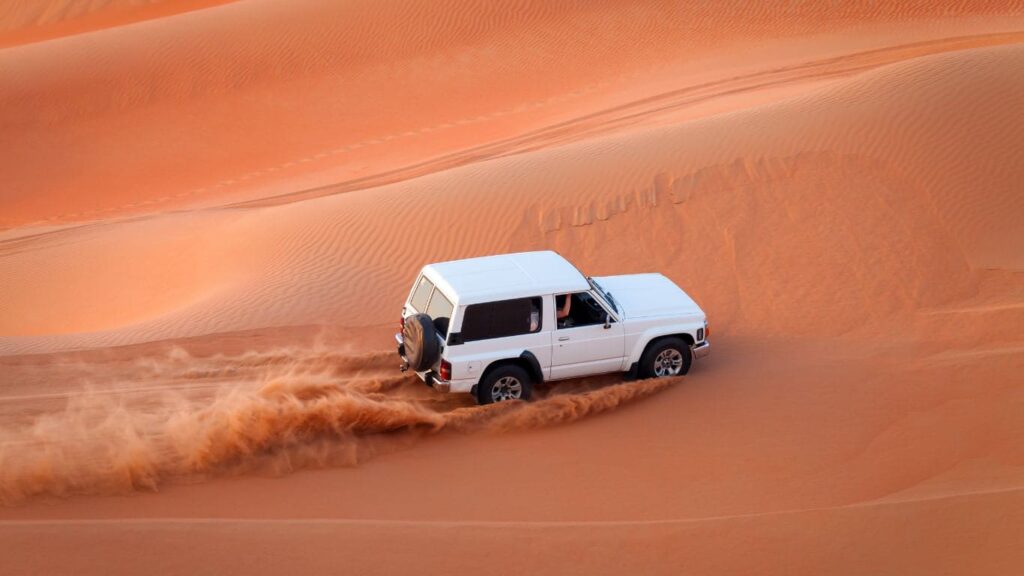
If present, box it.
[627,322,701,365]
[518,350,545,384]
[475,349,547,387]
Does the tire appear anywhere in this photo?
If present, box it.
[402,313,441,372]
[639,337,691,379]
[476,364,532,405]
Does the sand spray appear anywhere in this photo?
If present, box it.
[0,346,673,504]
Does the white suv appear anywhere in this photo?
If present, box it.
[396,251,709,404]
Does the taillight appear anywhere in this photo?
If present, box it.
[439,359,452,381]
[705,321,710,339]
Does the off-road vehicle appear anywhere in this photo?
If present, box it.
[396,251,709,404]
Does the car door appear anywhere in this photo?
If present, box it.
[549,294,624,380]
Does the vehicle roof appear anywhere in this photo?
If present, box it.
[422,251,589,305]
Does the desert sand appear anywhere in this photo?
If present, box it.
[1,1,1023,574]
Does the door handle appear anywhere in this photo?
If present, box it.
[558,336,570,342]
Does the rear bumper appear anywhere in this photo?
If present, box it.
[395,333,408,369]
[424,373,450,393]
[692,340,711,359]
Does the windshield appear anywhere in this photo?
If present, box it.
[587,277,619,314]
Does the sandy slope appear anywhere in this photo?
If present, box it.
[3,1,1022,229]
[0,0,238,47]
[1,1,1024,574]
[3,38,1023,346]
[4,487,1023,575]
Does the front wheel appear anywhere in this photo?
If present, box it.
[639,337,692,378]
[476,364,532,405]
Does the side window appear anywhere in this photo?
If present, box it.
[425,289,454,337]
[409,276,434,312]
[556,292,613,329]
[460,297,542,342]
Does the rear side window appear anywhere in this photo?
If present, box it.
[460,297,542,342]
[409,276,434,311]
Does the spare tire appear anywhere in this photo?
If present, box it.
[402,313,441,371]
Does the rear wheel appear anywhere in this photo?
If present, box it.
[476,364,532,405]
[639,337,691,378]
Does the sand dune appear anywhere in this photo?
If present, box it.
[3,1,1023,228]
[2,40,1022,349]
[1,1,1023,574]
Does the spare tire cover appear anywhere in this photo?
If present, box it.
[403,313,441,371]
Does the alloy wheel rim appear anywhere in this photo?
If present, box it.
[492,376,523,402]
[653,349,684,377]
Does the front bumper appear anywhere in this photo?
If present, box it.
[692,340,711,359]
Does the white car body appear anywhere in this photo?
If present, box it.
[396,251,709,396]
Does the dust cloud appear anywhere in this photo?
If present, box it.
[0,347,673,504]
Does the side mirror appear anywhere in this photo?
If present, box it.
[603,314,611,329]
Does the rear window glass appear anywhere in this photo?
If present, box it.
[460,297,542,342]
[425,289,455,336]
[409,276,434,312]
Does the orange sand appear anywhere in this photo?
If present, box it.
[1,1,1023,574]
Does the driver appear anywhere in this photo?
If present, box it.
[556,294,573,328]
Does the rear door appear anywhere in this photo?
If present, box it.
[403,275,455,372]
[550,293,624,380]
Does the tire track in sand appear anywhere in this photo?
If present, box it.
[8,30,1021,232]
[226,31,1024,210]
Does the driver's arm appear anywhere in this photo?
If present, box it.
[558,294,572,319]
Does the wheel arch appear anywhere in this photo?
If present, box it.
[630,329,696,365]
[479,352,543,387]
